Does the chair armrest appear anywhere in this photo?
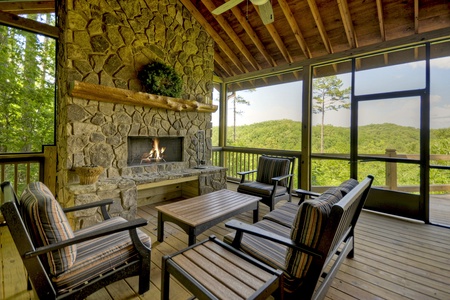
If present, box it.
[295,189,321,197]
[271,173,294,182]
[63,199,114,220]
[295,188,321,204]
[237,170,257,176]
[24,218,148,259]
[225,220,321,259]
[237,169,257,183]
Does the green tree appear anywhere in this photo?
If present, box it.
[0,15,55,154]
[228,91,250,142]
[312,76,351,153]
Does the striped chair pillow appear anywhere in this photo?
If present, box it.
[339,178,359,196]
[20,182,76,275]
[285,187,342,278]
[256,156,291,187]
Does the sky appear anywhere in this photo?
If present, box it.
[212,56,450,130]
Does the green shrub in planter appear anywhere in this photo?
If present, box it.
[138,61,182,98]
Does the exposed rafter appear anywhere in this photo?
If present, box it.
[0,10,58,38]
[376,0,386,41]
[278,0,311,59]
[202,0,260,71]
[214,51,235,77]
[0,0,54,14]
[306,0,333,54]
[230,5,277,67]
[414,0,419,34]
[337,0,358,48]
[254,5,293,63]
[179,0,248,74]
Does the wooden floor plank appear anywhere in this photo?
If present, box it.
[1,194,450,300]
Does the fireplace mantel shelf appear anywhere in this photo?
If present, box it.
[69,81,218,113]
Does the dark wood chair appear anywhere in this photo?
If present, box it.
[0,181,151,299]
[237,155,296,211]
[224,175,374,300]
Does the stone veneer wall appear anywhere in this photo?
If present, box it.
[56,0,216,223]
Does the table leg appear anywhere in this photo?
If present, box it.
[253,204,259,223]
[188,227,196,246]
[158,211,164,242]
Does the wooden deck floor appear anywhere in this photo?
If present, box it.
[1,197,449,299]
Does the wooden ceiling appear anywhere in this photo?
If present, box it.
[186,0,450,79]
[2,0,450,80]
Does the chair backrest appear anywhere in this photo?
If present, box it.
[285,187,343,278]
[285,176,373,280]
[1,181,59,298]
[256,155,295,187]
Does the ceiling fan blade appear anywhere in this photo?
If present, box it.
[212,0,245,15]
[259,1,274,25]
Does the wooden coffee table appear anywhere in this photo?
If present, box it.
[161,236,283,300]
[156,189,261,245]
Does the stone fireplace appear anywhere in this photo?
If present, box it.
[56,0,226,228]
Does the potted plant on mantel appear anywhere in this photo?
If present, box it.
[138,61,182,98]
[74,165,104,185]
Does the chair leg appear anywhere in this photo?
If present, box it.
[138,253,151,294]
[27,274,32,290]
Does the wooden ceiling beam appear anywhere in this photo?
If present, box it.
[337,0,358,48]
[202,0,260,71]
[414,0,419,34]
[214,51,235,77]
[254,5,293,63]
[278,0,311,59]
[180,0,248,74]
[0,1,54,14]
[376,0,386,41]
[230,5,277,67]
[306,0,333,54]
[0,10,58,38]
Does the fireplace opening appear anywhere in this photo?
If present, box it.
[127,136,183,166]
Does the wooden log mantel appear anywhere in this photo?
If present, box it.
[69,81,218,113]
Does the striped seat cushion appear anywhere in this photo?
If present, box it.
[224,219,289,271]
[237,181,287,197]
[20,182,76,276]
[263,202,299,227]
[285,187,343,278]
[52,216,151,294]
[256,156,291,186]
[223,219,304,292]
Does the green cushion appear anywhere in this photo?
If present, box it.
[285,187,342,278]
[21,182,76,275]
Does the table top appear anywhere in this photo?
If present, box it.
[156,189,261,227]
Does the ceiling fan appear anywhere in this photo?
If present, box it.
[212,0,274,25]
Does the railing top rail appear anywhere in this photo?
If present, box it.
[212,146,301,158]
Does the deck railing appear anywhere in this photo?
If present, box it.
[0,146,57,202]
[212,147,450,193]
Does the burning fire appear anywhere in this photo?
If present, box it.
[140,138,166,163]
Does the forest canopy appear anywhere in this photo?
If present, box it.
[0,14,56,153]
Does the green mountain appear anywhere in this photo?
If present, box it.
[213,120,441,155]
